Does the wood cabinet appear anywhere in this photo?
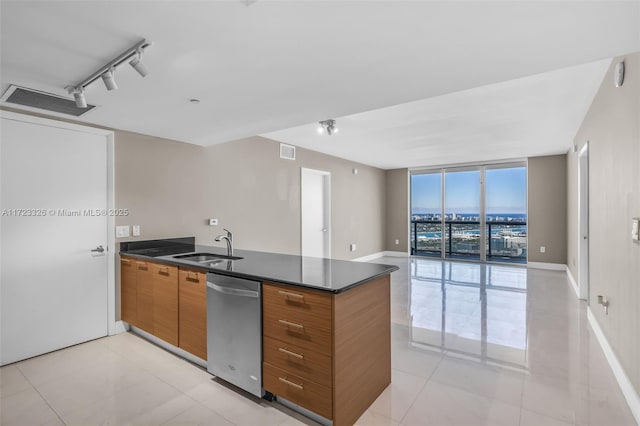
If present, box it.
[262,276,391,426]
[120,257,137,324]
[120,256,206,360]
[178,269,207,360]
[135,260,154,334]
[151,263,179,346]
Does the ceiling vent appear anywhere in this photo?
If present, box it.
[280,143,296,160]
[1,85,96,117]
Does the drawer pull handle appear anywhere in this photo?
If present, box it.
[278,319,304,329]
[279,377,304,390]
[158,267,170,275]
[278,347,304,359]
[187,271,200,282]
[278,290,304,300]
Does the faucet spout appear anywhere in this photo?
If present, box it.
[214,228,234,257]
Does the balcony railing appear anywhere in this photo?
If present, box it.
[410,220,527,262]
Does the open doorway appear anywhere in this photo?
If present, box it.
[301,168,331,258]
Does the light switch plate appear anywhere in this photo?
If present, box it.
[132,225,140,237]
[540,246,546,253]
[632,218,639,241]
[116,225,130,238]
[208,218,218,226]
[350,243,357,252]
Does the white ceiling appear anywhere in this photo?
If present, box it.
[1,1,639,169]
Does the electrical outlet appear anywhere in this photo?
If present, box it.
[395,239,399,245]
[132,225,140,237]
[540,246,546,253]
[208,218,218,226]
[116,225,130,238]
[350,243,357,252]
[632,218,639,241]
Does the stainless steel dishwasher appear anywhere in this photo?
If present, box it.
[206,273,263,397]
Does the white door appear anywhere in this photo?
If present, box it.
[301,168,331,258]
[1,115,110,365]
[578,143,589,301]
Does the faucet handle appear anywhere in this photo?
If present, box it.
[223,228,232,240]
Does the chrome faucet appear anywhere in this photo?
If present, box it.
[214,228,233,257]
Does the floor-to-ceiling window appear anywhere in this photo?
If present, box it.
[410,162,527,264]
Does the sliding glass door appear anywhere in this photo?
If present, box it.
[411,162,526,264]
[444,169,481,261]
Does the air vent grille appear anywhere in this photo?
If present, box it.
[1,85,95,116]
[280,143,296,160]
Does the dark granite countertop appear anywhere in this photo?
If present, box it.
[120,237,399,293]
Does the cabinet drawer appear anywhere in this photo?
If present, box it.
[263,309,332,356]
[263,363,332,420]
[263,336,331,388]
[263,282,332,318]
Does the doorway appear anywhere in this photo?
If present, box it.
[578,143,589,301]
[301,168,331,258]
[0,111,115,365]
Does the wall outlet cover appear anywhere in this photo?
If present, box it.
[395,239,399,245]
[540,246,546,253]
[208,218,218,226]
[632,218,639,241]
[350,243,357,252]
[116,225,130,238]
[132,225,140,237]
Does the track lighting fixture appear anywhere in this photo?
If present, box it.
[129,52,148,77]
[67,38,152,108]
[101,68,118,91]
[318,119,338,135]
[72,88,87,108]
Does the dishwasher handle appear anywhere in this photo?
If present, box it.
[207,281,259,298]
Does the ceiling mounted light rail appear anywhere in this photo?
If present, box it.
[66,38,152,108]
[317,119,338,136]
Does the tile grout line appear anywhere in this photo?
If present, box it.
[397,352,446,425]
[14,363,68,426]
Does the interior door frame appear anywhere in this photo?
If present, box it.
[578,142,590,301]
[0,110,119,335]
[300,167,331,258]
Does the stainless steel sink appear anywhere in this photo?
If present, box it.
[174,252,243,262]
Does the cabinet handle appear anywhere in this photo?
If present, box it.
[278,347,304,359]
[278,290,304,300]
[122,258,131,264]
[278,319,304,330]
[278,377,303,390]
[187,271,200,282]
[158,267,170,276]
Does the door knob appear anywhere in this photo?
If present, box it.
[91,245,105,253]
[321,229,327,232]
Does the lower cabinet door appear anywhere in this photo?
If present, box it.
[263,363,332,419]
[178,269,207,360]
[120,257,137,325]
[152,263,179,346]
[135,260,154,334]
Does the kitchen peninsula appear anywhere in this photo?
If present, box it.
[120,237,399,426]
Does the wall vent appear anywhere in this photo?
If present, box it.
[280,143,296,160]
[1,85,96,117]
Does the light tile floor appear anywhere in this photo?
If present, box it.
[1,257,636,426]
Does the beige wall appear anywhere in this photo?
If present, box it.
[568,52,640,395]
[385,168,409,252]
[527,155,568,264]
[115,134,386,260]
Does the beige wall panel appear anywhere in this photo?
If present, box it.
[528,154,568,264]
[568,52,640,394]
[385,169,409,252]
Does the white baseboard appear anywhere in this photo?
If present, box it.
[527,261,567,271]
[566,268,580,299]
[352,251,409,262]
[587,307,640,425]
[115,320,129,334]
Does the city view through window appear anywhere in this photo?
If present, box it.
[411,166,527,263]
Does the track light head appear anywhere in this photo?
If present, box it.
[72,88,87,108]
[318,119,338,136]
[101,68,118,91]
[129,53,148,77]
